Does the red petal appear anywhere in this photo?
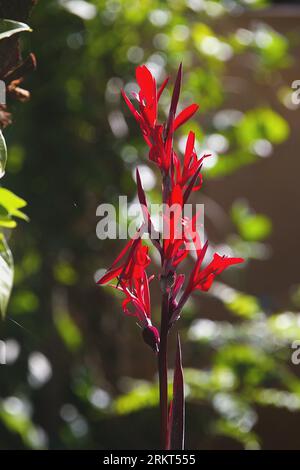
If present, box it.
[142,271,151,317]
[213,254,244,274]
[165,63,182,142]
[183,164,202,204]
[173,274,185,298]
[136,65,156,105]
[110,237,135,269]
[183,131,195,171]
[97,265,123,285]
[136,65,157,127]
[169,63,182,119]
[121,89,142,123]
[174,104,199,131]
[136,168,160,244]
[136,167,147,208]
[196,254,244,291]
[185,240,209,294]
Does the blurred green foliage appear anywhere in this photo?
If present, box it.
[0,0,299,450]
[0,20,32,318]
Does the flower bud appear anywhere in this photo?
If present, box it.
[142,324,160,353]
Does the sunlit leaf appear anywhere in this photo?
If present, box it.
[53,261,78,285]
[0,235,13,318]
[54,310,82,352]
[10,289,39,315]
[226,293,261,319]
[0,188,28,224]
[114,383,160,415]
[0,19,32,41]
[238,215,272,242]
[231,200,272,242]
[236,108,289,147]
[0,130,7,178]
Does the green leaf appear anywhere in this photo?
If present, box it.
[54,310,82,352]
[0,19,32,41]
[114,383,158,415]
[53,261,78,285]
[236,108,289,147]
[0,130,7,178]
[0,235,14,318]
[226,293,261,319]
[231,200,272,242]
[0,188,28,224]
[238,214,272,242]
[0,217,17,229]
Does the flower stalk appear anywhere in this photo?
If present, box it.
[158,291,169,450]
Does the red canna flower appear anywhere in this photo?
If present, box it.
[97,235,160,353]
[117,271,160,354]
[96,230,144,286]
[170,241,244,323]
[122,64,199,175]
[174,131,210,194]
[121,66,166,147]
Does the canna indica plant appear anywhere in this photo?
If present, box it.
[97,64,243,450]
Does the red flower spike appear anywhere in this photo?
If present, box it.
[100,64,245,449]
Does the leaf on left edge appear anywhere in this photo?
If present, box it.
[0,19,32,41]
[0,130,7,178]
[0,188,28,223]
[167,333,185,450]
[0,235,14,318]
